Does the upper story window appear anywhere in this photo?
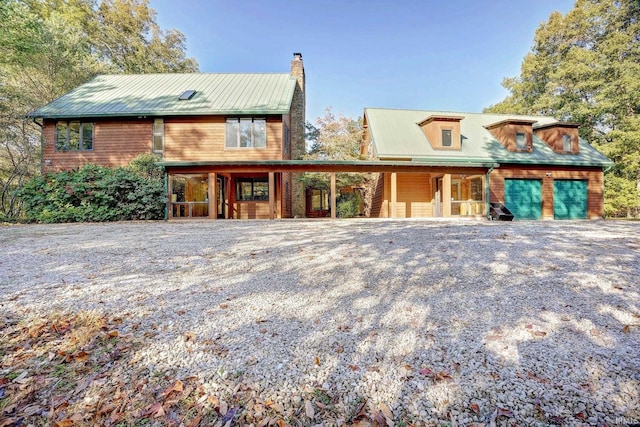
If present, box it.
[441,129,452,147]
[562,134,573,151]
[226,118,266,148]
[515,132,527,150]
[153,119,164,153]
[56,121,93,151]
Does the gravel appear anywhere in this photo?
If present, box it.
[1,219,639,425]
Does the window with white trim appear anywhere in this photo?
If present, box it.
[153,119,164,153]
[562,134,573,152]
[515,132,527,150]
[226,118,266,148]
[441,129,452,147]
[55,121,93,151]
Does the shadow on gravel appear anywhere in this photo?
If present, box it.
[1,220,639,425]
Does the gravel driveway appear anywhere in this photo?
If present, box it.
[1,219,639,426]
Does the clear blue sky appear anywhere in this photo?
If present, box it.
[149,0,575,123]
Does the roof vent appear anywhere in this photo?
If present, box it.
[178,90,196,101]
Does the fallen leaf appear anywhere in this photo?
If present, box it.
[525,324,533,329]
[305,400,315,419]
[219,303,229,309]
[106,330,119,337]
[184,332,196,342]
[314,356,320,366]
[468,423,486,427]
[73,351,90,362]
[176,309,186,315]
[188,415,202,427]
[54,420,74,427]
[622,325,631,334]
[419,368,432,376]
[336,346,344,353]
[532,330,547,337]
[221,407,237,423]
[149,402,165,418]
[348,364,360,371]
[469,403,480,413]
[162,380,184,398]
[496,407,514,418]
[379,402,393,420]
[219,399,228,416]
[435,371,453,382]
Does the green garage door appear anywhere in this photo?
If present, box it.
[504,179,542,220]
[554,180,588,219]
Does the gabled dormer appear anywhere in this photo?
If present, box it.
[533,122,580,154]
[485,119,537,152]
[418,115,464,150]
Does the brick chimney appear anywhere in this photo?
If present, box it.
[290,52,306,217]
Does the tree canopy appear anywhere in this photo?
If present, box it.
[0,0,198,219]
[485,0,640,217]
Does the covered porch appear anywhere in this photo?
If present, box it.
[162,161,496,220]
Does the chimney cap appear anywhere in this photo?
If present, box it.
[293,52,302,59]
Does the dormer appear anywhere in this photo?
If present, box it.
[533,122,580,154]
[418,115,464,150]
[485,119,537,152]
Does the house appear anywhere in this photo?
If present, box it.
[29,53,307,219]
[362,108,613,220]
[29,53,613,221]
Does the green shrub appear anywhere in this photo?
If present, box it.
[18,163,165,223]
[336,191,360,218]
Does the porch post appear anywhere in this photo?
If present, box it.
[443,173,452,217]
[208,173,216,219]
[390,172,397,218]
[269,172,275,220]
[330,173,337,219]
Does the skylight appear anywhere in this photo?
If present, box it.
[178,90,196,101]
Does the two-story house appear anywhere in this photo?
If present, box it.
[29,54,307,219]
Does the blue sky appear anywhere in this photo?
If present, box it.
[148,0,575,123]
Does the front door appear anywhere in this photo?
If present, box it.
[217,176,226,219]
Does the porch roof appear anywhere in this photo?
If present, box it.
[159,159,498,173]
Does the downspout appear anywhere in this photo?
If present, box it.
[485,165,497,220]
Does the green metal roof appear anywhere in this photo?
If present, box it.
[364,108,614,168]
[29,73,297,119]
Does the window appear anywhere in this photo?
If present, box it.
[55,121,93,151]
[178,90,196,101]
[441,129,452,147]
[153,119,164,153]
[226,118,266,148]
[311,189,329,211]
[515,132,527,150]
[236,178,269,201]
[562,134,573,151]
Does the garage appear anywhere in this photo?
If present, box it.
[504,179,542,220]
[554,179,588,219]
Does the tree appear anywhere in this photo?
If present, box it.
[485,0,640,217]
[301,108,372,217]
[0,0,198,219]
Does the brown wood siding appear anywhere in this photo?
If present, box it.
[164,116,284,162]
[372,172,433,218]
[41,119,152,172]
[281,172,293,218]
[534,126,579,154]
[397,173,433,218]
[233,202,270,219]
[487,123,533,152]
[421,120,462,150]
[369,173,384,217]
[489,166,604,219]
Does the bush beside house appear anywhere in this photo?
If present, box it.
[19,157,165,223]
